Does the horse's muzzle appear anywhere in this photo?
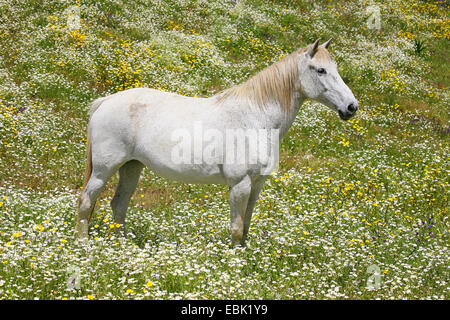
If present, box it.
[338,102,358,121]
[338,110,355,121]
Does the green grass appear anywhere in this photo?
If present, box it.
[0,0,448,299]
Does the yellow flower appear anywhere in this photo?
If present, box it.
[87,295,94,300]
[146,281,153,288]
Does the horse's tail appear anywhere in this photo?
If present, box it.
[82,97,106,188]
[89,96,107,118]
[82,127,92,189]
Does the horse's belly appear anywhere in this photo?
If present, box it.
[138,157,226,185]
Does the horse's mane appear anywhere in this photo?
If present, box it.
[217,47,309,111]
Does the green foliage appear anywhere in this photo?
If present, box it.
[414,38,427,56]
[0,0,448,300]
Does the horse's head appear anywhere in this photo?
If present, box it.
[298,39,358,121]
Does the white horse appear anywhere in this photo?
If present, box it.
[76,39,358,246]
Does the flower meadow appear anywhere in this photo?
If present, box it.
[0,0,448,299]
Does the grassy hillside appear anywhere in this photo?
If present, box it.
[0,0,448,299]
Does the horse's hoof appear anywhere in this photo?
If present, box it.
[75,219,89,240]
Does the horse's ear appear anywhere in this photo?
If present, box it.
[321,38,332,49]
[306,38,320,58]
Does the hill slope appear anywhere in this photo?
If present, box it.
[0,0,448,299]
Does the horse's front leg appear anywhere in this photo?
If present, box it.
[229,175,252,247]
[241,177,265,245]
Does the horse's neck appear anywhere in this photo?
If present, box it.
[262,94,305,139]
[216,89,304,138]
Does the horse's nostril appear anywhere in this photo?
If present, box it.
[348,103,357,113]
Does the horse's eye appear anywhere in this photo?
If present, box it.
[317,68,326,74]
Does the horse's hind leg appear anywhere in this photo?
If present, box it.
[76,169,114,239]
[111,160,144,236]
